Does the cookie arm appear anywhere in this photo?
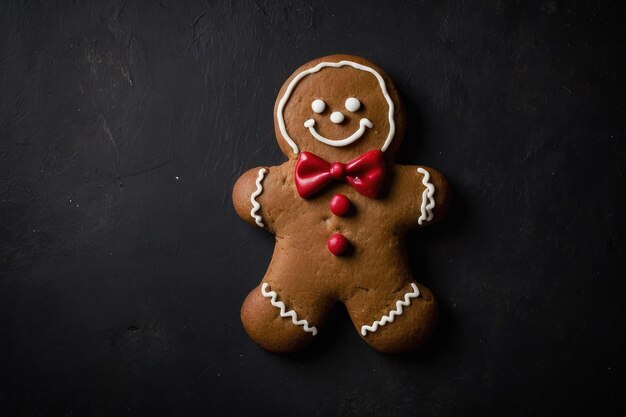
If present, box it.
[392,165,451,230]
[232,166,274,230]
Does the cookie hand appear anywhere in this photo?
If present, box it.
[412,165,450,227]
[232,166,272,229]
[389,165,450,230]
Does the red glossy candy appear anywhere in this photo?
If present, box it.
[330,194,351,216]
[329,162,345,180]
[327,233,349,256]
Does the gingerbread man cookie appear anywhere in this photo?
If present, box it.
[233,55,450,354]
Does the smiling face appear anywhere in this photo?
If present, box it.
[304,96,374,148]
[274,55,405,162]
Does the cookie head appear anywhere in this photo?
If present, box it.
[274,55,406,161]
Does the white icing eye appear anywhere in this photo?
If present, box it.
[345,97,361,112]
[330,111,344,124]
[311,99,326,113]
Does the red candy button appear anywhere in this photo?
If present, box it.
[328,233,349,256]
[330,194,351,216]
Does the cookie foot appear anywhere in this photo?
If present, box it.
[346,282,438,354]
[240,283,330,354]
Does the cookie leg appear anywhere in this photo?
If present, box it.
[344,282,438,354]
[241,282,334,354]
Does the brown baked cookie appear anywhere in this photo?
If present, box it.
[233,54,450,354]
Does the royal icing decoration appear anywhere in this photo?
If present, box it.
[261,283,318,335]
[327,233,349,256]
[329,194,351,216]
[294,150,385,199]
[417,168,435,225]
[250,168,267,227]
[345,97,361,112]
[277,61,395,154]
[303,117,372,147]
[311,99,326,113]
[361,283,421,336]
[330,111,345,124]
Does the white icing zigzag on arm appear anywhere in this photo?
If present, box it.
[261,283,318,336]
[360,283,420,336]
[417,167,435,225]
[250,168,267,227]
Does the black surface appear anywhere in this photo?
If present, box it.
[1,1,625,416]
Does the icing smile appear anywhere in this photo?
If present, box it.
[303,118,374,147]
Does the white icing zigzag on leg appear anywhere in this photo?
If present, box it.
[360,283,421,336]
[250,168,267,227]
[261,283,318,336]
[417,167,435,225]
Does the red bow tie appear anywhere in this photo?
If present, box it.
[295,150,386,199]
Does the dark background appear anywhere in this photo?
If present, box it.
[1,0,625,416]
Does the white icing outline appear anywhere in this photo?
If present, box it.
[361,283,420,336]
[261,283,318,336]
[250,168,267,227]
[276,60,395,154]
[303,118,373,147]
[417,167,435,225]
